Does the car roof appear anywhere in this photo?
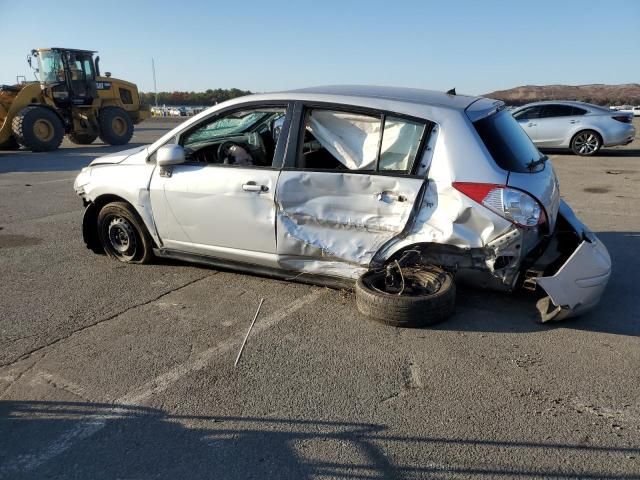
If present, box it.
[264,85,483,111]
[516,100,600,109]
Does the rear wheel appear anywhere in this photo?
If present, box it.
[11,106,64,152]
[355,265,456,327]
[67,132,98,145]
[98,107,134,145]
[571,130,601,156]
[97,202,154,264]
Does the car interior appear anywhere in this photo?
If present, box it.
[180,108,286,167]
[297,110,377,171]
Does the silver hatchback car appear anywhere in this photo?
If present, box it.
[74,86,611,326]
[512,101,635,156]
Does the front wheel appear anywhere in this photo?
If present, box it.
[11,106,64,152]
[571,130,601,156]
[97,202,154,263]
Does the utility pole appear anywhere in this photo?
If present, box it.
[152,58,158,107]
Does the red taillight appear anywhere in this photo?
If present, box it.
[612,115,632,124]
[453,182,546,227]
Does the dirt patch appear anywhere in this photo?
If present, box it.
[583,187,610,194]
[0,234,42,249]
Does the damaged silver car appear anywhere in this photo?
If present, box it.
[74,86,611,326]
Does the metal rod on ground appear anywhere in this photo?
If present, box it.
[234,298,265,367]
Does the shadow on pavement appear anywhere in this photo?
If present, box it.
[1,400,637,480]
[0,143,147,174]
[542,148,640,158]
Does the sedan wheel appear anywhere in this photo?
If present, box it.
[571,130,601,156]
[107,217,138,261]
[97,202,154,263]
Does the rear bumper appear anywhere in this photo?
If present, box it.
[533,201,611,322]
[603,125,636,147]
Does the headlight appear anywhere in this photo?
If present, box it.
[73,167,92,191]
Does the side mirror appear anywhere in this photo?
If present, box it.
[156,144,186,166]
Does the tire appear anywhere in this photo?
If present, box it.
[11,106,64,152]
[97,201,154,264]
[67,132,98,145]
[571,130,601,156]
[98,107,133,145]
[355,265,456,328]
[0,135,19,150]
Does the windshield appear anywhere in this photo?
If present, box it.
[183,111,274,146]
[474,109,545,173]
[37,51,65,83]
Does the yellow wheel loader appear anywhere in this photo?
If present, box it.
[0,48,149,152]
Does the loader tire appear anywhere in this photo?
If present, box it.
[67,133,98,145]
[98,107,133,145]
[355,266,456,328]
[11,106,64,152]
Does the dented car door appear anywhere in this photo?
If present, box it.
[275,172,425,275]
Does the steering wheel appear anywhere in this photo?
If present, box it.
[217,141,244,164]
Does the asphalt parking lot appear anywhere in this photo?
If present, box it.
[1,118,639,479]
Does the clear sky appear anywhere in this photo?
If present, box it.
[1,0,638,95]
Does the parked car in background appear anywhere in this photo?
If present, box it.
[74,86,611,325]
[620,106,640,117]
[512,101,635,155]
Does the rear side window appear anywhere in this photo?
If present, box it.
[571,106,587,115]
[379,117,425,171]
[297,109,426,174]
[474,109,545,173]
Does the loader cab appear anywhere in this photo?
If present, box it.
[34,48,98,107]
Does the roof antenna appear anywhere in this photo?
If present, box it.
[446,88,456,95]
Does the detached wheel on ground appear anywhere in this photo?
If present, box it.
[355,265,456,327]
[11,106,64,152]
[571,130,602,156]
[97,201,154,263]
[98,107,134,145]
[67,132,98,145]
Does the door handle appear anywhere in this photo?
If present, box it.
[376,191,406,203]
[242,182,268,192]
[569,120,579,124]
[527,122,537,127]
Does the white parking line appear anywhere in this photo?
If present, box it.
[32,371,94,401]
[1,288,325,477]
[121,288,325,404]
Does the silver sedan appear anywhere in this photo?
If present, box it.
[512,101,635,156]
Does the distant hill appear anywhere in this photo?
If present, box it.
[483,84,640,106]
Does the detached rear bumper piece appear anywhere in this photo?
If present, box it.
[534,200,611,322]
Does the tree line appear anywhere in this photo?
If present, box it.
[140,88,253,106]
[500,96,640,107]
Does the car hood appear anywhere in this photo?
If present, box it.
[90,146,147,166]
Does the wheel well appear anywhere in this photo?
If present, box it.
[27,103,65,125]
[83,194,157,251]
[571,128,602,145]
